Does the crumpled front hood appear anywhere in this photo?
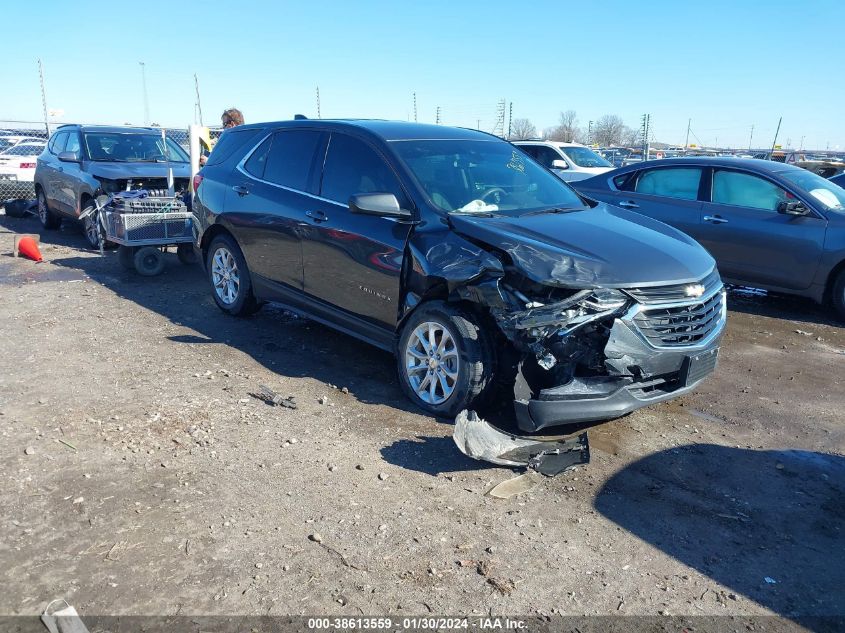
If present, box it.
[88,162,191,180]
[447,204,716,288]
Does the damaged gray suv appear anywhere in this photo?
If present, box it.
[193,120,726,432]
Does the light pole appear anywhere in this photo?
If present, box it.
[139,62,150,126]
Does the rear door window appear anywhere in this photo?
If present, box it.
[320,133,406,206]
[243,135,272,179]
[261,130,323,192]
[634,167,702,200]
[711,170,788,211]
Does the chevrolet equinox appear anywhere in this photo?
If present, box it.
[193,120,726,432]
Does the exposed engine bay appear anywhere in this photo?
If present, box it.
[95,176,190,197]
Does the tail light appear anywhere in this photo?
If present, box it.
[192,173,203,193]
[20,162,36,169]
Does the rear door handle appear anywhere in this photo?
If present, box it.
[232,185,250,196]
[306,210,328,223]
[703,215,729,224]
[618,200,639,209]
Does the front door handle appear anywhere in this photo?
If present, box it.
[57,167,64,173]
[618,200,639,209]
[703,215,729,224]
[232,185,250,197]
[306,210,328,223]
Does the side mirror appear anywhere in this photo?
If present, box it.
[58,151,80,163]
[777,200,809,216]
[551,159,569,170]
[349,193,412,219]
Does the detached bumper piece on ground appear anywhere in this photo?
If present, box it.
[453,410,590,476]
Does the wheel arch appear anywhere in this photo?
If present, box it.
[824,257,845,304]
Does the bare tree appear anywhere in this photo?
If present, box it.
[620,125,639,147]
[592,115,626,146]
[544,110,583,142]
[509,118,537,141]
[558,110,579,141]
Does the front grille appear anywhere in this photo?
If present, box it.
[633,290,724,347]
[624,269,722,305]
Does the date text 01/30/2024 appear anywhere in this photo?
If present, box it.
[306,617,527,630]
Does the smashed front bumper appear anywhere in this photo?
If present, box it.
[513,289,726,433]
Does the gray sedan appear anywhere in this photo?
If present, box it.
[573,157,845,319]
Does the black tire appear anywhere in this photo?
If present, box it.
[3,199,28,218]
[831,268,845,322]
[117,245,135,270]
[133,246,166,276]
[206,233,261,316]
[176,242,198,266]
[396,301,494,418]
[37,189,61,230]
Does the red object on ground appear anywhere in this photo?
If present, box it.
[17,236,43,262]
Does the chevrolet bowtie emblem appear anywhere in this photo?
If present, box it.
[684,283,706,298]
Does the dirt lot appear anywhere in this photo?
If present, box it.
[1,212,844,626]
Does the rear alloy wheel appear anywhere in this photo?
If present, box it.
[397,301,494,418]
[206,233,261,316]
[37,189,61,230]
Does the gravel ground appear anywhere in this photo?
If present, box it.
[1,212,843,624]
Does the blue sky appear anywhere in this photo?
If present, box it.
[4,0,844,149]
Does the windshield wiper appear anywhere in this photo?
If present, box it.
[522,206,584,216]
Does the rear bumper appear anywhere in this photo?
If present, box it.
[514,294,725,433]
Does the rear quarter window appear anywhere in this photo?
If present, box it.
[634,167,702,200]
[206,127,265,166]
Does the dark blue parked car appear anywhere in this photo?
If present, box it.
[573,158,845,319]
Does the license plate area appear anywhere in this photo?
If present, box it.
[682,348,719,385]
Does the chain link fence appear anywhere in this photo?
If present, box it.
[0,121,220,216]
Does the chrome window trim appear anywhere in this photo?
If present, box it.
[234,131,401,221]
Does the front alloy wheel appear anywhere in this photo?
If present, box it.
[404,321,460,405]
[396,301,493,418]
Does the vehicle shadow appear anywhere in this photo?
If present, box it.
[725,285,842,329]
[594,444,845,624]
[0,213,427,416]
[379,435,493,476]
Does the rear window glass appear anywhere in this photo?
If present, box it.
[206,127,264,167]
[635,168,702,200]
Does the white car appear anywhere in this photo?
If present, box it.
[0,141,46,198]
[514,141,614,182]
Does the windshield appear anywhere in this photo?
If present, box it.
[391,139,586,216]
[560,146,612,168]
[780,169,845,210]
[83,132,189,163]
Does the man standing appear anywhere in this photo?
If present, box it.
[199,108,245,165]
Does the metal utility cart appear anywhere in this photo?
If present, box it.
[88,192,196,276]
